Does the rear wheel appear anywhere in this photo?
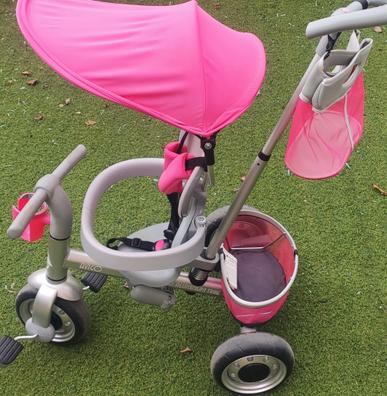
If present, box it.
[16,284,90,344]
[211,332,294,394]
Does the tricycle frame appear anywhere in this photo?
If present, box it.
[3,1,387,393]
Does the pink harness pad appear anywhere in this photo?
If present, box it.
[16,0,266,136]
[158,142,194,194]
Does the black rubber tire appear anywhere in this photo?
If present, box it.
[15,284,91,344]
[211,332,294,395]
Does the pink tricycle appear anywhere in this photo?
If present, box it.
[2,0,386,394]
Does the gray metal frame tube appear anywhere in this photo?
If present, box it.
[46,185,73,240]
[31,284,57,328]
[47,237,69,281]
[173,272,222,296]
[66,249,222,296]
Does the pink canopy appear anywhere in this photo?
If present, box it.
[17,0,266,137]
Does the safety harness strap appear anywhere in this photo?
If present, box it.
[107,237,156,251]
[185,157,207,171]
[164,192,180,241]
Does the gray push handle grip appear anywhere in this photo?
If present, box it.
[7,145,87,239]
[7,189,48,240]
[368,0,387,6]
[306,3,387,38]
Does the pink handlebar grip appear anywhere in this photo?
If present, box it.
[11,193,50,242]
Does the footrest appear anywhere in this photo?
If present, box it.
[81,272,108,293]
[0,336,23,366]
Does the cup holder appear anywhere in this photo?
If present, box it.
[11,193,50,242]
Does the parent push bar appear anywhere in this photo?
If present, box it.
[306,0,387,39]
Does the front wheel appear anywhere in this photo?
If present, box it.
[211,332,294,395]
[16,284,90,344]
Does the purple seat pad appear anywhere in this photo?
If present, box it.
[233,250,286,302]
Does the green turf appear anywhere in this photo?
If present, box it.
[0,0,386,395]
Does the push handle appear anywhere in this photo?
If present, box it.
[306,1,387,38]
[7,145,87,240]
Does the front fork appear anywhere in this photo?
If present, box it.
[26,180,83,341]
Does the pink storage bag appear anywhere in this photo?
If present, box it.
[285,34,373,180]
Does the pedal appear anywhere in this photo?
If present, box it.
[0,336,23,366]
[81,272,108,293]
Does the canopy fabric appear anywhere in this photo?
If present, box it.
[16,0,266,137]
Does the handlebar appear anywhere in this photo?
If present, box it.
[7,145,86,240]
[306,1,387,39]
[52,144,87,181]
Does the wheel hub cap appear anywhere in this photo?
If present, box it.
[221,354,287,394]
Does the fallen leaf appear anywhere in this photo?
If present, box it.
[34,114,44,121]
[58,103,65,108]
[85,119,96,126]
[65,98,71,105]
[75,111,82,115]
[240,175,246,182]
[4,283,18,294]
[26,79,38,86]
[180,347,193,354]
[373,26,383,33]
[21,71,32,76]
[372,183,387,196]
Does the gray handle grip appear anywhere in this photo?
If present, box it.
[52,144,87,180]
[368,0,387,6]
[306,3,387,38]
[7,189,48,239]
[7,145,87,239]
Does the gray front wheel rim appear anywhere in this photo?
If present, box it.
[18,298,76,343]
[221,354,287,394]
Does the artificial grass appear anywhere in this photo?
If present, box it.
[0,0,386,395]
